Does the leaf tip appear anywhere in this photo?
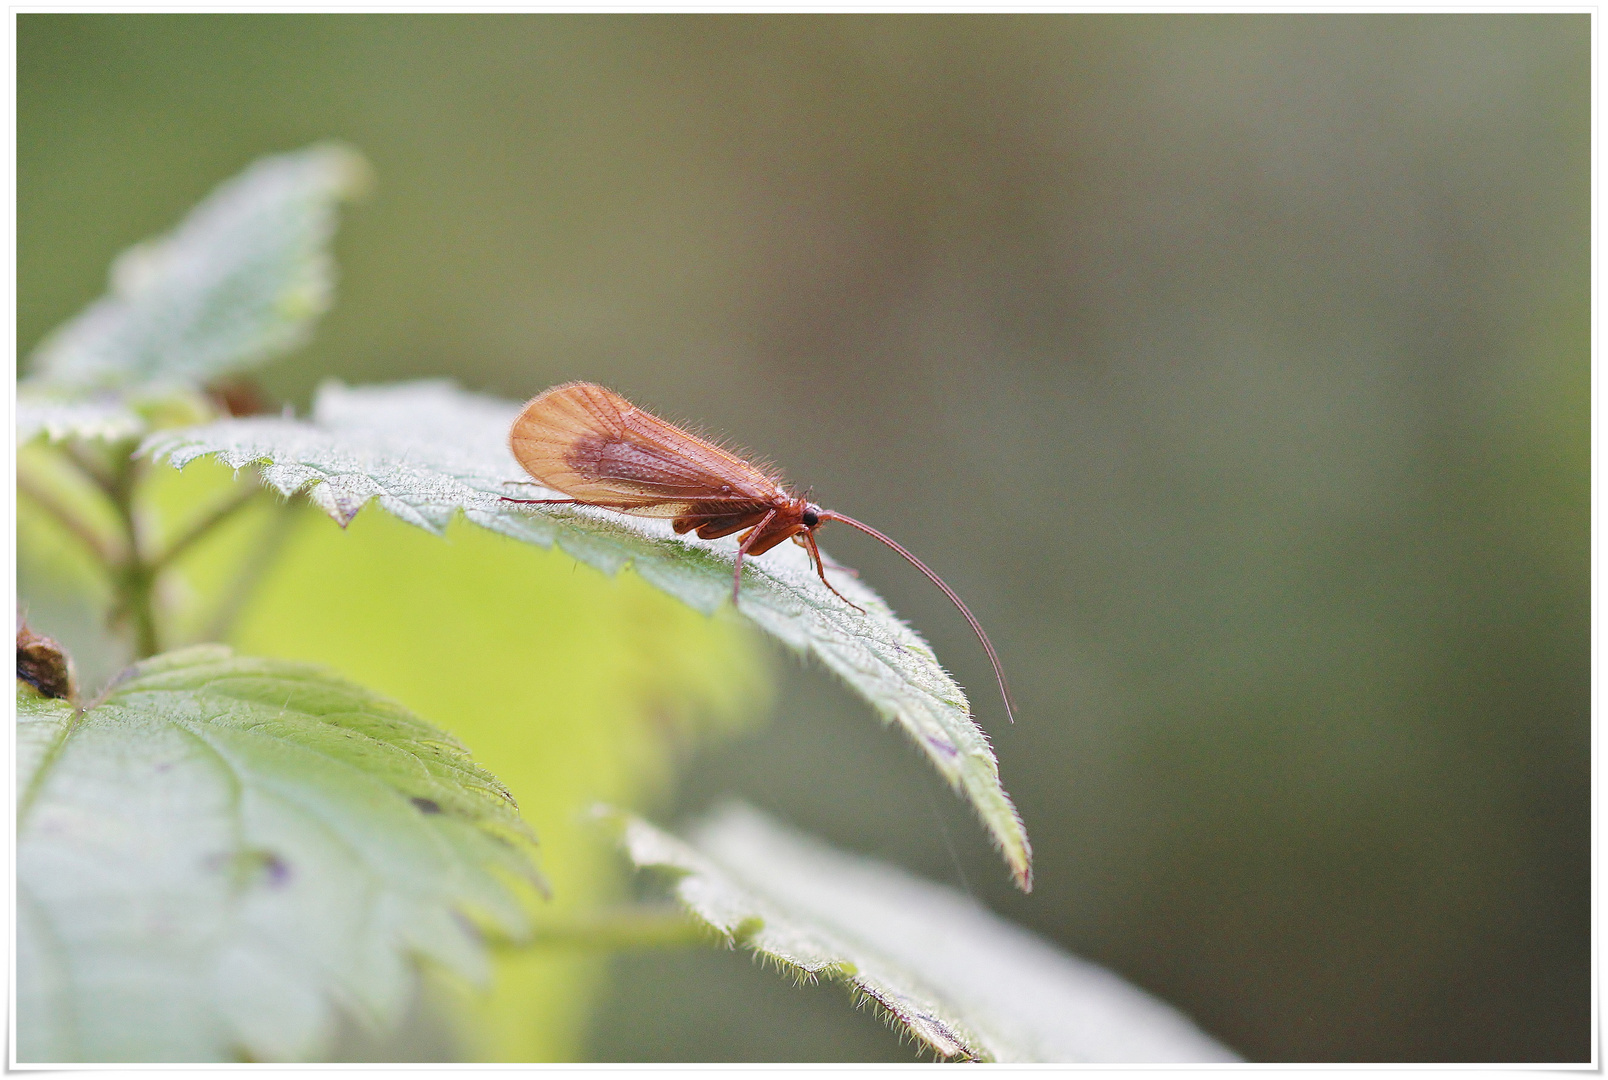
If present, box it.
[1004,819,1034,894]
[316,141,374,202]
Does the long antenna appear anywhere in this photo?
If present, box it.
[820,511,1017,725]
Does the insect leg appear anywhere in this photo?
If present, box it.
[731,508,778,608]
[792,534,859,578]
[804,528,865,614]
[696,513,768,540]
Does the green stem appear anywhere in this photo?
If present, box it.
[104,452,162,659]
[201,494,302,643]
[150,476,266,571]
[28,440,283,661]
[525,907,707,951]
[63,439,120,498]
[16,472,123,565]
[119,565,161,660]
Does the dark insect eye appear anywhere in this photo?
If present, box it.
[801,509,819,528]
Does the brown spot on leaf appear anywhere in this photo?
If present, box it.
[411,797,444,814]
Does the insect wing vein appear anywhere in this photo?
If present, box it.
[509,381,783,517]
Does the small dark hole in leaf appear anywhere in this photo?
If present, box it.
[411,797,444,815]
[207,848,293,890]
[262,853,291,888]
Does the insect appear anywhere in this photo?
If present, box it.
[504,381,1015,723]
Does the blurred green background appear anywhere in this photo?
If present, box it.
[18,14,1588,1062]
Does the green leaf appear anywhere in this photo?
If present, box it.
[18,143,367,442]
[143,379,1032,891]
[618,804,1237,1063]
[227,503,769,1061]
[14,395,151,445]
[16,645,542,1063]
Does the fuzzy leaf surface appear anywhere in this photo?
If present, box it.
[620,804,1237,1063]
[143,379,1031,889]
[16,645,541,1063]
[14,395,149,445]
[18,143,366,443]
